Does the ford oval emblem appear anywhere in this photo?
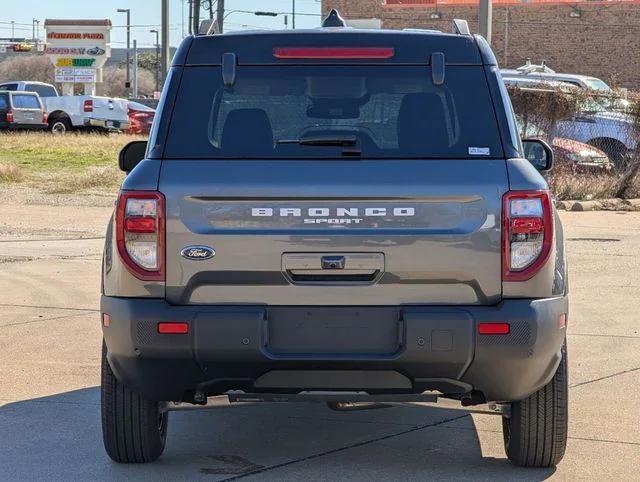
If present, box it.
[181,246,215,260]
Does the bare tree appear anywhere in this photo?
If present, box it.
[99,66,155,98]
[0,55,55,84]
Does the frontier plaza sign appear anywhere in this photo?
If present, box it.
[43,19,112,95]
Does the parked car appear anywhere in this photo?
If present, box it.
[125,101,155,135]
[0,90,48,131]
[501,61,629,106]
[101,13,569,468]
[519,119,612,171]
[504,77,636,168]
[0,81,130,133]
[552,137,612,171]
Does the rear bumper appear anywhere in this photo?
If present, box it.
[101,296,568,403]
[84,118,130,130]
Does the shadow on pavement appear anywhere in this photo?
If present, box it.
[0,387,555,481]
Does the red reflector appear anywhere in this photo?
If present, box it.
[102,313,110,327]
[157,322,189,334]
[124,217,156,233]
[478,323,510,335]
[559,313,567,329]
[511,217,544,234]
[273,47,395,59]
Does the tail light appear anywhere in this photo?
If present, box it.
[83,99,93,112]
[116,191,165,281]
[502,190,553,281]
[6,110,13,123]
[42,111,48,124]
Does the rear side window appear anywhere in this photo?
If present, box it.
[26,83,57,97]
[0,95,7,109]
[165,66,503,159]
[12,94,41,109]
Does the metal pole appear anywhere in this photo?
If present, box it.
[132,39,138,98]
[292,0,296,29]
[503,7,509,66]
[126,11,131,96]
[151,30,160,92]
[161,0,170,78]
[32,19,35,41]
[117,9,131,97]
[181,0,185,37]
[217,0,224,34]
[11,21,14,40]
[479,0,492,44]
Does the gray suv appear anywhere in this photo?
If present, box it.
[101,14,569,468]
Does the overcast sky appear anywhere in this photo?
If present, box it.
[1,0,323,48]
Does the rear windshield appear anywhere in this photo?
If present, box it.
[165,65,503,159]
[12,94,40,109]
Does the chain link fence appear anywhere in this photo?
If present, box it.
[508,84,640,199]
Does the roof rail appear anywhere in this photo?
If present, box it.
[322,9,347,27]
[198,18,219,36]
[516,59,556,74]
[452,19,471,35]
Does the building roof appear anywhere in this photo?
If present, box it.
[44,19,112,27]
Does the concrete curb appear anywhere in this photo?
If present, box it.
[555,198,640,211]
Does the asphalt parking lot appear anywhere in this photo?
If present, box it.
[1,199,639,480]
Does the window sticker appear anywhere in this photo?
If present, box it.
[468,147,491,156]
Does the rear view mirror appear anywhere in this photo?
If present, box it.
[522,138,554,172]
[119,141,148,173]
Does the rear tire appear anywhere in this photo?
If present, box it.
[502,341,568,467]
[48,117,72,134]
[101,341,168,463]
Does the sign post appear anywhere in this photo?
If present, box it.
[43,19,112,96]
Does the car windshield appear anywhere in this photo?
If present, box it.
[583,77,611,92]
[129,101,155,112]
[165,65,504,159]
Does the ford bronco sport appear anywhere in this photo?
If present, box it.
[101,12,568,467]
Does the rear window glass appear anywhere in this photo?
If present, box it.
[26,83,57,97]
[165,66,503,159]
[12,94,40,109]
[0,95,7,109]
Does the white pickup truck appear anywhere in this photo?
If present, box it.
[0,81,130,133]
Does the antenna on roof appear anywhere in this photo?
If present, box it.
[322,9,347,28]
[452,19,471,35]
